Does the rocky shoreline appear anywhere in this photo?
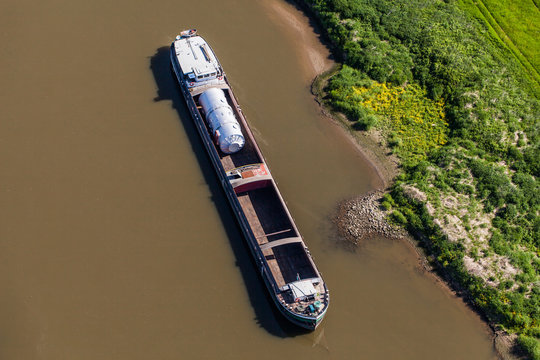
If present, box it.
[334,190,407,246]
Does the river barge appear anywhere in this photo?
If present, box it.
[170,29,329,330]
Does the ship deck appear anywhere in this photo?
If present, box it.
[193,87,319,290]
[171,35,329,329]
[236,188,317,288]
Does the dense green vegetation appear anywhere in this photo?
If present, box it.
[300,0,540,357]
[329,70,448,161]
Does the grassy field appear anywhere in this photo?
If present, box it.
[458,0,540,89]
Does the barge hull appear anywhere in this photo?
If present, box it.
[169,33,329,330]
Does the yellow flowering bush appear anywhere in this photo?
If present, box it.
[352,82,448,162]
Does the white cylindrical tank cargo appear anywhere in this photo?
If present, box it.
[199,88,245,154]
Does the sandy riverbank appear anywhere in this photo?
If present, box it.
[262,1,525,358]
[261,0,334,81]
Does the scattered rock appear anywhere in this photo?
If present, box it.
[334,190,406,245]
[494,331,525,360]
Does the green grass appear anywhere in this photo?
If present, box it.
[458,0,540,89]
[482,0,540,71]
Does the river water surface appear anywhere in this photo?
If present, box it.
[0,0,497,359]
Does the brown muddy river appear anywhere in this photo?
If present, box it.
[0,0,497,359]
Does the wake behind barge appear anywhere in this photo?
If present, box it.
[170,29,329,330]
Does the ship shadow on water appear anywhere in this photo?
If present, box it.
[149,47,309,338]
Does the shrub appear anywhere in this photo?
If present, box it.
[354,113,377,130]
[381,201,392,211]
[329,81,449,163]
[391,210,407,224]
[517,335,540,360]
[382,193,395,206]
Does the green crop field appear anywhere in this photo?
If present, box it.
[458,0,540,88]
